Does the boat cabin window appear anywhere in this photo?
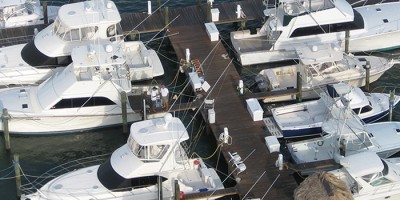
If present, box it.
[370,177,392,186]
[97,158,168,191]
[289,10,364,38]
[52,18,99,41]
[107,24,123,41]
[352,108,361,115]
[107,25,116,37]
[360,105,373,114]
[51,97,116,109]
[127,136,169,161]
[362,160,391,186]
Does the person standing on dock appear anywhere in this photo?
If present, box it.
[150,86,159,113]
[161,84,169,111]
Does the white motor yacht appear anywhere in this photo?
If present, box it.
[255,44,396,103]
[231,0,400,65]
[0,43,148,134]
[21,114,225,199]
[0,0,59,29]
[287,105,400,164]
[329,152,400,200]
[0,0,164,86]
[272,83,400,138]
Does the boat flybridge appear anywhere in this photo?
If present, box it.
[0,0,59,29]
[0,0,164,86]
[0,43,150,135]
[21,114,225,200]
[255,43,396,103]
[329,152,400,200]
[231,0,400,65]
[287,105,400,165]
[272,83,400,138]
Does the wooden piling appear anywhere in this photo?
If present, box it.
[14,154,21,198]
[364,61,371,92]
[158,176,163,200]
[121,91,128,134]
[164,7,169,29]
[240,20,246,30]
[42,1,48,24]
[198,0,202,7]
[157,0,161,8]
[174,179,180,200]
[143,99,147,120]
[207,2,212,22]
[389,90,394,121]
[345,30,350,54]
[296,72,302,102]
[3,108,10,151]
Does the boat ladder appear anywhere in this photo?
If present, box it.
[263,117,283,138]
[191,58,203,76]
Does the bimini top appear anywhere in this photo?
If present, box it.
[340,151,384,178]
[58,0,121,29]
[129,114,189,146]
[0,0,27,7]
[71,44,125,68]
[296,43,343,65]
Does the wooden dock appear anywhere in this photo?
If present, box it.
[163,1,298,199]
[0,0,313,199]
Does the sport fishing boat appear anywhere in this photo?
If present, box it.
[329,152,400,200]
[231,0,400,65]
[20,114,225,199]
[255,43,396,103]
[272,83,400,138]
[0,0,59,29]
[287,106,400,165]
[0,43,148,135]
[0,0,164,86]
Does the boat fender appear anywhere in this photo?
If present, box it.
[317,140,324,146]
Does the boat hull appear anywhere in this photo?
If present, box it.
[1,113,142,135]
[262,70,387,103]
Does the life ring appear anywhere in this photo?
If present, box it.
[317,140,324,146]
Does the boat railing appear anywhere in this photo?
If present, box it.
[20,153,110,195]
[370,86,400,95]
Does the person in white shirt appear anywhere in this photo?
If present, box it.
[160,84,169,111]
[150,86,159,112]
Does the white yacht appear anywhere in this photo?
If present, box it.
[255,44,396,103]
[272,83,400,138]
[21,114,225,200]
[0,0,164,85]
[231,0,400,65]
[287,106,400,164]
[329,152,400,200]
[0,0,59,29]
[0,44,147,134]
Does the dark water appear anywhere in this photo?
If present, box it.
[1,0,400,200]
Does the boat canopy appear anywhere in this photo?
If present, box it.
[129,114,189,146]
[340,151,384,178]
[57,0,121,29]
